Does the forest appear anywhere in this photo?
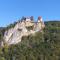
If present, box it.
[0,21,60,60]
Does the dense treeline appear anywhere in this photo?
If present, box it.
[0,21,60,60]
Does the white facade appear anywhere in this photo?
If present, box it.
[4,17,45,45]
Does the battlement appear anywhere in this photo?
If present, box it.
[21,16,43,22]
[20,16,44,28]
[4,16,45,45]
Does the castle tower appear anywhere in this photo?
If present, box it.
[30,16,34,21]
[36,16,45,31]
[25,17,31,22]
[24,17,34,27]
[38,16,42,22]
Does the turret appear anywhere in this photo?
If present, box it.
[38,16,42,22]
[25,17,31,22]
[30,16,34,21]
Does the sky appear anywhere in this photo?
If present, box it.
[0,0,60,27]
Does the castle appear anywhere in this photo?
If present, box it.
[4,16,45,45]
[18,16,45,31]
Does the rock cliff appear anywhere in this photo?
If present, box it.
[4,16,45,45]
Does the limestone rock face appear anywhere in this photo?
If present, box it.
[4,16,45,45]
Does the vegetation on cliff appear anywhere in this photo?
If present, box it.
[0,21,60,60]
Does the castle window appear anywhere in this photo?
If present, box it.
[18,28,22,31]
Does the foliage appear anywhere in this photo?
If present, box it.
[0,21,60,60]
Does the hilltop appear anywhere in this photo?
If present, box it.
[3,16,45,45]
[0,17,60,60]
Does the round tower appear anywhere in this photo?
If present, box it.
[30,16,34,21]
[38,16,42,22]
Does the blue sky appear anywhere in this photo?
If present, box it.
[0,0,60,27]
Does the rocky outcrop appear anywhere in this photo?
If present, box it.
[4,16,45,45]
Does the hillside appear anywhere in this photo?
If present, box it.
[0,21,60,60]
[3,17,45,45]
